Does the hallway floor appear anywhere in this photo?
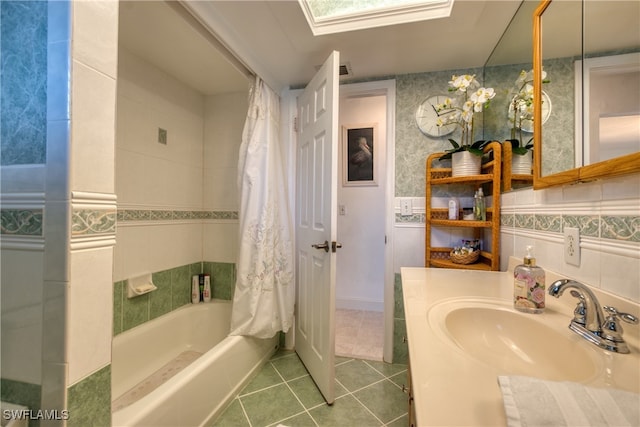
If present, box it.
[211,349,409,427]
[335,309,384,361]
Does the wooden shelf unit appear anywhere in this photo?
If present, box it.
[501,140,533,191]
[425,141,502,271]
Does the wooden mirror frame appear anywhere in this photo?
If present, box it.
[533,0,640,189]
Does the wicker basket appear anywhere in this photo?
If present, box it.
[450,249,480,264]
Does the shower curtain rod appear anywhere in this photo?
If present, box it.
[167,1,256,82]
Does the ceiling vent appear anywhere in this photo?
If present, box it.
[315,62,353,77]
[339,62,352,77]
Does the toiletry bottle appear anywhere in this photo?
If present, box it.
[191,275,200,304]
[198,274,205,302]
[477,187,486,221]
[448,197,459,220]
[513,246,545,314]
[203,274,212,302]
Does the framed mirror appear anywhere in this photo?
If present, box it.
[533,0,640,189]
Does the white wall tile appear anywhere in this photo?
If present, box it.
[203,223,239,264]
[0,250,44,383]
[72,0,118,78]
[393,226,424,272]
[204,167,238,210]
[599,251,640,302]
[601,174,640,201]
[67,247,113,384]
[70,61,116,194]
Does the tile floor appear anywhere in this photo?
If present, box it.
[335,309,384,361]
[211,350,409,427]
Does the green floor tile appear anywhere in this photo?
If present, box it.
[241,363,283,395]
[353,379,408,424]
[271,353,310,380]
[272,411,317,427]
[386,413,410,427]
[335,359,385,392]
[308,394,382,427]
[240,383,305,427]
[211,399,250,427]
[287,375,325,409]
[364,360,407,378]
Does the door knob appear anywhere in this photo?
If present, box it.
[312,241,330,252]
[331,241,342,252]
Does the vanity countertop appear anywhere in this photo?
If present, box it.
[401,267,640,427]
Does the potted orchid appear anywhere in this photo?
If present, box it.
[506,69,550,174]
[435,74,496,176]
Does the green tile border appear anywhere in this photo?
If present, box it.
[0,209,43,236]
[71,209,116,235]
[117,209,238,222]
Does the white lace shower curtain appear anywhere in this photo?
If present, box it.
[229,77,294,339]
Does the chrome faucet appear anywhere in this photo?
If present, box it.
[548,279,638,354]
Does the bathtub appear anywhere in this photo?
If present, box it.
[111,299,278,427]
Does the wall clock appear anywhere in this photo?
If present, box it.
[509,90,552,133]
[415,95,457,138]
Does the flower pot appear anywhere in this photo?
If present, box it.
[451,151,482,177]
[512,151,533,175]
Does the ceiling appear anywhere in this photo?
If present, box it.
[118,0,524,95]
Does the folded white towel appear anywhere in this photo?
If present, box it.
[498,376,640,427]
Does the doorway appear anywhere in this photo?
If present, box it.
[335,80,396,362]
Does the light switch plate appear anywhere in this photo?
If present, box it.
[401,199,412,216]
[564,227,580,266]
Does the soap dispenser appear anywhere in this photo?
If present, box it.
[513,245,545,314]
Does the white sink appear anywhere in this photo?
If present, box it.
[428,298,601,382]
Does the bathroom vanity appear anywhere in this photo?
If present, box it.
[401,264,640,426]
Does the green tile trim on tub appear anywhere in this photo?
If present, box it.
[67,365,111,427]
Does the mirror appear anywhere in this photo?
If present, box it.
[533,0,640,189]
[483,0,537,190]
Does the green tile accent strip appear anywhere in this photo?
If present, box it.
[67,365,111,427]
[0,209,43,235]
[0,378,41,423]
[564,214,600,237]
[535,214,562,232]
[515,213,535,229]
[117,209,238,222]
[395,213,424,224]
[71,209,116,235]
[505,213,638,243]
[601,215,640,242]
[113,262,236,336]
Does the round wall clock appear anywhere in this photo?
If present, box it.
[508,90,552,133]
[415,95,457,138]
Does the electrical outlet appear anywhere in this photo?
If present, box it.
[400,199,412,216]
[564,227,580,266]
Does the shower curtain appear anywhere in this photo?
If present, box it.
[229,77,294,339]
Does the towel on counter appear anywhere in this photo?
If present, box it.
[498,375,640,427]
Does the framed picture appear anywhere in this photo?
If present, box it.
[342,124,377,186]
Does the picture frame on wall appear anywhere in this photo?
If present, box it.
[342,124,377,186]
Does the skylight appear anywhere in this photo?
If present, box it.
[298,0,454,35]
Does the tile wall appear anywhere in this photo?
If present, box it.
[113,261,236,336]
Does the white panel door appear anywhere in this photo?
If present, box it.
[295,51,339,404]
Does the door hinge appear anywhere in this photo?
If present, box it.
[293,116,298,133]
[385,235,388,244]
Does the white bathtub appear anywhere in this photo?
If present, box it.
[111,299,278,427]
